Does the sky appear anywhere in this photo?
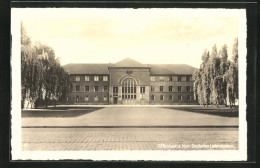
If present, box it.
[21,9,240,68]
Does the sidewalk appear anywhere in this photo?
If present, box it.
[22,106,238,127]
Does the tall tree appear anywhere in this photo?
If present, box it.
[21,22,40,108]
[218,44,229,105]
[209,44,221,106]
[193,40,238,107]
[21,25,72,109]
[225,38,238,107]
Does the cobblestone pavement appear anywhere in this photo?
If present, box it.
[22,128,238,151]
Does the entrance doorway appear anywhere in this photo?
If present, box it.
[121,78,137,105]
[113,97,118,104]
[76,96,79,103]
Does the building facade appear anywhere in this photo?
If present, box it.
[63,58,197,105]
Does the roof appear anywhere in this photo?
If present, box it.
[63,63,110,74]
[63,58,197,75]
[109,57,149,68]
[148,64,197,75]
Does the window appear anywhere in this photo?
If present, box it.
[178,76,182,81]
[160,95,164,100]
[140,87,145,93]
[169,76,172,81]
[113,87,118,93]
[122,78,136,99]
[186,86,191,92]
[187,95,191,101]
[76,76,80,81]
[103,76,108,81]
[85,86,89,92]
[94,95,98,101]
[85,76,89,81]
[104,86,108,92]
[178,86,182,92]
[160,86,164,92]
[85,95,89,101]
[94,76,99,81]
[178,95,182,101]
[104,95,107,101]
[150,76,155,81]
[186,76,191,81]
[151,86,155,92]
[169,86,173,92]
[76,85,80,92]
[94,86,98,92]
[151,95,155,100]
[169,95,173,100]
[159,76,164,81]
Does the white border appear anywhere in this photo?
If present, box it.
[11,8,247,161]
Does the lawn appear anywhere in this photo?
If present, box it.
[163,106,238,117]
[22,106,104,118]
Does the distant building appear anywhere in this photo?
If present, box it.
[63,58,197,105]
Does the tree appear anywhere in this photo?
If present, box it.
[21,24,72,109]
[209,44,220,106]
[21,23,40,108]
[218,45,229,105]
[224,38,238,107]
[193,39,238,107]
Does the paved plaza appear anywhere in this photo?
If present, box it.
[21,106,239,151]
[22,106,238,127]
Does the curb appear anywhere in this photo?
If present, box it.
[22,125,238,128]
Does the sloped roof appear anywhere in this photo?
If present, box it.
[63,63,110,74]
[63,58,197,75]
[109,57,149,68]
[148,64,197,75]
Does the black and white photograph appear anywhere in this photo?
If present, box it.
[11,8,247,161]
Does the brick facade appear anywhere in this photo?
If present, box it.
[65,58,197,105]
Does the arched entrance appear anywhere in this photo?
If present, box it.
[121,78,137,104]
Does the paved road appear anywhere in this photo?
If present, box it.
[22,128,238,151]
[22,106,238,127]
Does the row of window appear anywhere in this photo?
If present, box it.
[75,94,192,102]
[75,75,192,82]
[151,95,191,101]
[75,85,108,92]
[150,76,192,82]
[153,86,191,92]
[122,95,137,99]
[75,85,191,92]
[86,95,107,101]
[75,76,108,82]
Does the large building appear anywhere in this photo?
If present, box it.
[63,58,197,105]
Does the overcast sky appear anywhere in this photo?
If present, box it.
[21,9,239,68]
